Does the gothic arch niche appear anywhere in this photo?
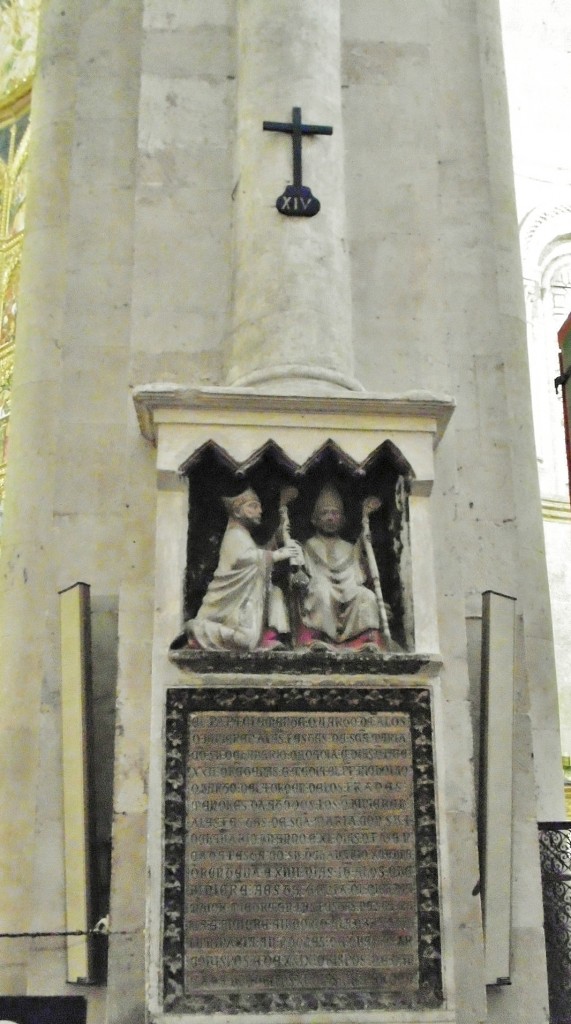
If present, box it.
[180,438,414,652]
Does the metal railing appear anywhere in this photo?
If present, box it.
[539,822,571,1023]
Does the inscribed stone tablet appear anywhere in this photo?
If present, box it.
[184,710,418,995]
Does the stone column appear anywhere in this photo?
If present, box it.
[225,0,361,394]
[0,0,78,988]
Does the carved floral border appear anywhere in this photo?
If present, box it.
[163,686,442,1014]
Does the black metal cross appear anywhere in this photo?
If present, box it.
[263,107,332,188]
[261,108,333,216]
[263,107,333,216]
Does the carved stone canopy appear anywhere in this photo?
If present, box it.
[134,384,454,660]
[133,384,454,454]
[180,437,414,653]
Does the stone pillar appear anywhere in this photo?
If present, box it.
[0,0,78,988]
[225,0,361,394]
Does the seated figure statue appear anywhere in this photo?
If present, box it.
[295,484,387,650]
[185,488,300,651]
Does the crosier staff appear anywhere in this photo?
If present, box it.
[361,496,391,641]
[278,486,309,590]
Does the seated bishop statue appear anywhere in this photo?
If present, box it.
[183,483,390,654]
[294,484,387,651]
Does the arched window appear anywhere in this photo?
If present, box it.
[520,207,571,503]
[521,205,571,783]
[550,264,571,325]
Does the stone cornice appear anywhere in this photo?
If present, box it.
[132,383,455,446]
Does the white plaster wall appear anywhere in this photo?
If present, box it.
[499,0,571,221]
[545,520,571,755]
[525,277,570,500]
[500,0,571,791]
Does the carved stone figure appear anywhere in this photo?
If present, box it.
[185,488,300,651]
[295,484,388,650]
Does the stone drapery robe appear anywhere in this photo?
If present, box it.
[187,521,288,651]
[299,534,379,642]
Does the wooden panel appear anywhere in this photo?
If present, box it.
[480,590,516,985]
[59,582,93,984]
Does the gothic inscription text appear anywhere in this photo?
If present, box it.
[184,711,418,993]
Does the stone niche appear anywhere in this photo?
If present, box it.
[179,436,413,655]
[133,385,453,662]
[133,385,454,1022]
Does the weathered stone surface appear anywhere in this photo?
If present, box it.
[170,645,438,676]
